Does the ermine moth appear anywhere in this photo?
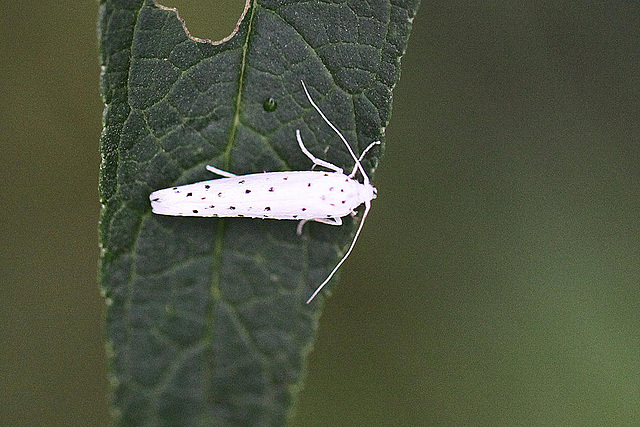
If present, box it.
[150,81,380,303]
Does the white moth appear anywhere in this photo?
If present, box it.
[150,81,380,303]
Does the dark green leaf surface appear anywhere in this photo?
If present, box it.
[98,0,419,424]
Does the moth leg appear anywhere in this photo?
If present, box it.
[310,147,331,171]
[296,216,343,235]
[296,130,343,174]
[296,219,308,235]
[206,165,237,178]
[312,217,343,226]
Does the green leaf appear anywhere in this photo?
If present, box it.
[98,0,420,425]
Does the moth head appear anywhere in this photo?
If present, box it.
[364,183,377,201]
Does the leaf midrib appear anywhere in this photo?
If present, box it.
[205,0,258,404]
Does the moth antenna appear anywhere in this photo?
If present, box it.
[300,80,370,185]
[306,200,371,304]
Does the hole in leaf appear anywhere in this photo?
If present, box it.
[154,0,250,44]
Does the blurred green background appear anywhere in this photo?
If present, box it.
[2,1,639,425]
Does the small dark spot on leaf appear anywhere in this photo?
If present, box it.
[283,177,288,180]
[245,189,251,193]
[268,187,274,192]
[302,207,307,211]
[263,97,277,112]
[172,187,178,190]
[307,183,311,187]
[323,173,329,177]
[204,185,210,189]
[293,215,298,218]
[229,206,236,210]
[186,192,193,197]
[329,187,335,191]
[341,200,346,204]
[192,209,198,213]
[218,192,223,197]
[151,198,159,202]
[238,180,245,184]
[209,205,215,208]
[264,207,271,211]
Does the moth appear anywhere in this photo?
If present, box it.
[150,81,380,303]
